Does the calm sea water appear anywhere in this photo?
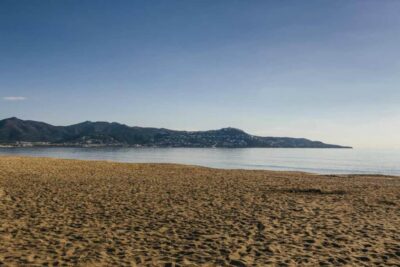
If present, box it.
[0,147,399,175]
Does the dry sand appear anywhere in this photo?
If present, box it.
[0,156,399,266]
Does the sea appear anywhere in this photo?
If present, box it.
[1,147,399,175]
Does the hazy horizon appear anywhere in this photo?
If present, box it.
[1,1,400,149]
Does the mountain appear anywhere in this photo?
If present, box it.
[0,117,351,148]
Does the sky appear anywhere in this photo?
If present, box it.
[1,0,400,148]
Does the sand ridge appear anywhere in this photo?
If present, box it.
[0,156,399,266]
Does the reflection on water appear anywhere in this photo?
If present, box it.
[0,147,399,175]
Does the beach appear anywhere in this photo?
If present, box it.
[0,156,399,266]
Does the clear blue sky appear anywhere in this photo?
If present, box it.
[1,1,399,148]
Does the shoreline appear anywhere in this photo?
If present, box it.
[0,144,353,149]
[0,154,398,177]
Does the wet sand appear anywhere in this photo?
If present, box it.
[0,156,399,266]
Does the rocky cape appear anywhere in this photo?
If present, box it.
[0,117,351,148]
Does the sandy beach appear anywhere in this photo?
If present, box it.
[0,156,399,266]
